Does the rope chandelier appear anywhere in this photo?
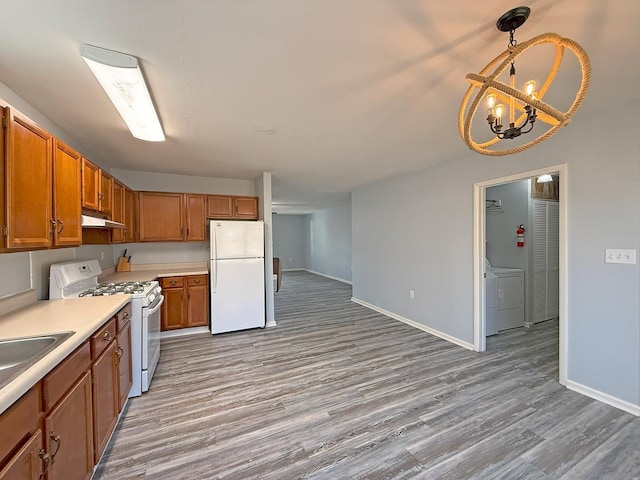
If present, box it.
[459,6,591,156]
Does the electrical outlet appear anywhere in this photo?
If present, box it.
[409,290,415,299]
[605,249,636,264]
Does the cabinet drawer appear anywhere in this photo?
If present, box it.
[0,383,42,465]
[91,318,116,360]
[42,342,91,411]
[116,303,132,331]
[161,276,184,288]
[187,275,208,287]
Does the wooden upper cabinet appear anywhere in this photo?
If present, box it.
[81,158,100,211]
[99,170,113,215]
[185,194,206,241]
[111,180,125,243]
[124,187,137,243]
[234,196,259,219]
[207,195,259,220]
[4,107,53,249]
[138,192,184,241]
[206,195,233,218]
[81,158,112,216]
[52,139,82,246]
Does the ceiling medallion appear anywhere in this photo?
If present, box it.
[458,6,591,156]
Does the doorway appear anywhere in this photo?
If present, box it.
[473,164,567,385]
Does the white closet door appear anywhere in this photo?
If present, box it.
[547,203,560,318]
[532,200,559,322]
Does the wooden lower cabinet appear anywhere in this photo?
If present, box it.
[0,303,133,480]
[161,275,209,330]
[186,275,209,327]
[91,342,119,463]
[0,430,44,480]
[116,320,133,411]
[44,371,94,480]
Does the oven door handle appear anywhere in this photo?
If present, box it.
[146,294,165,316]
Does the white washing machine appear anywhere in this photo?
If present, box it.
[485,267,499,336]
[486,259,524,335]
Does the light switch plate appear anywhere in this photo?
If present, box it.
[605,249,636,264]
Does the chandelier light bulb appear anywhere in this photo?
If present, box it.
[494,104,504,121]
[524,80,536,97]
[486,94,496,109]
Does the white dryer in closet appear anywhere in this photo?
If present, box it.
[491,267,525,332]
[485,263,499,336]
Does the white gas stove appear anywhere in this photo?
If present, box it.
[49,260,164,397]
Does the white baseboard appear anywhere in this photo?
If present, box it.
[350,297,475,351]
[160,326,209,339]
[304,269,352,285]
[565,380,640,416]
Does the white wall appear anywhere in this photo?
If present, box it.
[110,169,255,195]
[304,202,352,283]
[352,100,640,408]
[486,180,530,270]
[272,214,307,270]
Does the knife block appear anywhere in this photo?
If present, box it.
[116,257,131,272]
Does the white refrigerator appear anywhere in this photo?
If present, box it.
[209,220,266,334]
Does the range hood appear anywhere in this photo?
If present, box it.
[81,215,125,229]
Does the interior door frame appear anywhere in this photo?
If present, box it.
[473,163,568,385]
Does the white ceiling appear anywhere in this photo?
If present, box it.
[1,0,638,213]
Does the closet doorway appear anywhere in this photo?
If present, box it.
[472,164,567,385]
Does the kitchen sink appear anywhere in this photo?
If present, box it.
[0,332,74,390]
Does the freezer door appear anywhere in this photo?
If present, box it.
[210,258,265,334]
[210,220,264,259]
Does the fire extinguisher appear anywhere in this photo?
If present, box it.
[516,224,525,248]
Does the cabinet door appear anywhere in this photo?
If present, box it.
[91,341,119,463]
[111,180,125,243]
[44,371,93,480]
[187,275,209,327]
[161,286,186,330]
[81,158,100,211]
[234,196,259,219]
[124,187,137,243]
[5,107,53,248]
[207,195,233,218]
[52,139,82,246]
[0,430,45,480]
[185,194,206,241]
[161,277,186,330]
[116,321,132,411]
[99,170,113,216]
[138,192,184,241]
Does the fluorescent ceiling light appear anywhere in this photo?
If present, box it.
[537,174,553,183]
[80,44,165,142]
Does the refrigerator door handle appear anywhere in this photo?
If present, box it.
[212,259,217,293]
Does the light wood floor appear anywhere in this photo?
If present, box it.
[95,271,640,479]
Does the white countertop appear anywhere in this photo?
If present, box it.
[0,296,130,415]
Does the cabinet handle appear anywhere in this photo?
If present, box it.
[123,311,130,319]
[103,331,112,342]
[169,280,177,286]
[38,449,50,479]
[57,219,64,234]
[49,432,61,460]
[116,346,124,357]
[49,218,56,235]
